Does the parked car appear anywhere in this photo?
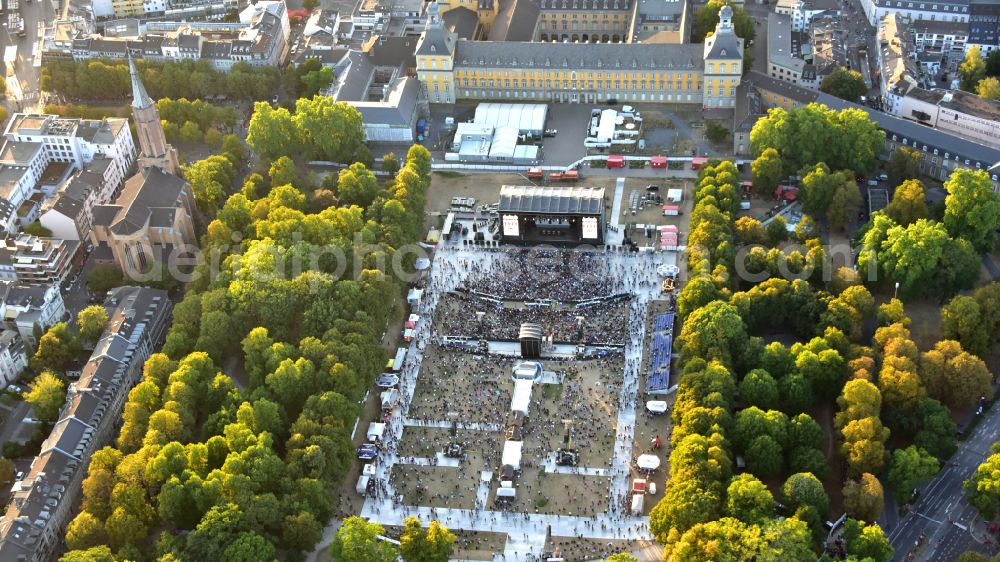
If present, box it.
[8,385,22,394]
[544,129,558,137]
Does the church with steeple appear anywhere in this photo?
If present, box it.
[129,57,179,175]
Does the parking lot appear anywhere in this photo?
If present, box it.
[425,101,718,167]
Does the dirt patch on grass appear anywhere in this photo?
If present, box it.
[549,537,643,561]
[497,472,612,516]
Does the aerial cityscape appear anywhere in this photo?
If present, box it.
[0,0,996,558]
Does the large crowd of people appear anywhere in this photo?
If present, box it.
[434,293,629,345]
[461,248,626,301]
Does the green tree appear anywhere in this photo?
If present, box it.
[337,162,380,208]
[268,155,298,188]
[751,147,784,198]
[59,546,116,562]
[887,446,939,504]
[87,265,125,294]
[222,532,277,562]
[959,45,987,91]
[941,296,992,359]
[330,516,399,562]
[884,179,928,226]
[65,511,106,551]
[988,49,1000,77]
[247,102,300,160]
[604,554,639,562]
[180,120,203,143]
[783,472,829,517]
[205,127,223,147]
[887,147,923,185]
[734,216,768,246]
[725,473,775,524]
[828,178,863,232]
[400,517,456,562]
[750,103,882,173]
[843,473,884,522]
[382,152,400,177]
[679,302,750,368]
[31,322,80,373]
[841,417,890,477]
[293,96,366,163]
[920,339,993,410]
[76,305,109,344]
[766,216,788,246]
[300,66,334,99]
[800,163,843,217]
[943,168,1000,252]
[739,369,779,409]
[820,67,867,102]
[692,0,756,42]
[843,519,893,562]
[706,122,731,145]
[24,371,66,422]
[745,434,782,478]
[978,76,1000,100]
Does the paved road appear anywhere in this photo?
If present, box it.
[3,0,56,107]
[888,404,1000,562]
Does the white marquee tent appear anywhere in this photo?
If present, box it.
[474,103,548,136]
[502,440,523,470]
[511,379,533,415]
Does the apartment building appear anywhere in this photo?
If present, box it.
[2,114,134,198]
[910,19,968,53]
[0,235,81,287]
[968,0,999,54]
[0,281,67,348]
[0,287,171,562]
[39,162,118,241]
[860,0,969,27]
[61,1,290,71]
[767,12,816,87]
[0,330,27,388]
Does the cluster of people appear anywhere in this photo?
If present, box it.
[434,293,629,345]
[461,248,625,301]
[409,350,514,424]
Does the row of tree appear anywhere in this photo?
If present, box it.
[651,162,843,559]
[41,59,281,102]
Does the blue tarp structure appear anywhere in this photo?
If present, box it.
[647,313,674,393]
[357,444,378,460]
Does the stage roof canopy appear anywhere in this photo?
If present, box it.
[499,185,606,215]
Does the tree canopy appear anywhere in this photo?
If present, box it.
[819,67,867,103]
[749,103,883,173]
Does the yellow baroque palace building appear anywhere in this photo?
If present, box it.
[416,3,743,108]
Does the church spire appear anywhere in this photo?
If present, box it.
[128,55,153,110]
